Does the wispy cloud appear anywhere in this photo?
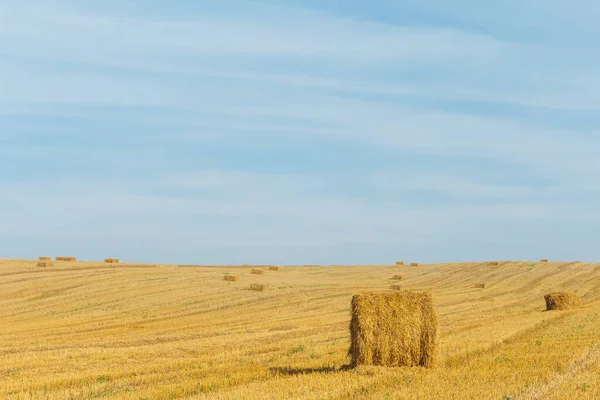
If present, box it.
[2,0,600,263]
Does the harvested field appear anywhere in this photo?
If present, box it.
[2,259,600,399]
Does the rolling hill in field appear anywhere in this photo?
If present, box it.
[1,259,600,399]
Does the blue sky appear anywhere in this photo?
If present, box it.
[2,0,600,265]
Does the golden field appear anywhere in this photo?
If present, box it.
[1,258,600,399]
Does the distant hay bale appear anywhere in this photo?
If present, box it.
[250,269,263,275]
[55,256,76,262]
[540,259,549,262]
[544,292,582,311]
[392,275,403,280]
[37,261,54,267]
[410,262,419,267]
[395,261,404,266]
[473,283,486,289]
[389,284,402,291]
[104,258,120,264]
[349,291,438,368]
[223,275,240,282]
[489,262,499,266]
[268,266,280,271]
[250,283,268,292]
[38,256,51,261]
[242,264,253,267]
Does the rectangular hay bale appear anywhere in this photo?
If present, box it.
[250,269,263,275]
[250,283,268,292]
[37,261,54,267]
[104,258,120,264]
[489,261,499,266]
[473,283,486,289]
[223,275,240,282]
[409,262,419,267]
[395,261,404,266]
[268,266,280,271]
[540,259,549,262]
[392,275,403,280]
[389,284,402,290]
[56,256,77,262]
[38,256,51,261]
[349,291,438,368]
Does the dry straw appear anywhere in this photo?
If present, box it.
[56,257,76,262]
[389,284,402,291]
[473,283,486,289]
[410,262,419,267]
[395,261,404,266]
[38,256,51,261]
[349,291,438,368]
[37,261,54,267]
[268,266,280,271]
[250,283,268,292]
[223,275,240,282]
[392,275,403,280]
[104,258,120,264]
[250,269,263,275]
[544,292,582,311]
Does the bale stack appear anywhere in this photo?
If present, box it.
[410,262,419,267]
[38,256,51,261]
[268,266,280,271]
[349,291,438,368]
[104,258,120,264]
[391,275,403,280]
[56,257,76,262]
[544,292,582,311]
[37,261,54,267]
[250,269,263,275]
[250,283,268,292]
[395,261,404,266]
[223,275,240,282]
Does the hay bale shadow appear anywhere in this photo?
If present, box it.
[270,365,353,376]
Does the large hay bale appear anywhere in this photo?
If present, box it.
[395,261,404,266]
[223,275,239,282]
[349,291,438,368]
[540,259,549,262]
[544,292,582,311]
[489,261,499,266]
[56,256,76,262]
[250,269,263,275]
[38,256,51,261]
[250,283,268,292]
[104,258,120,264]
[37,261,54,267]
[389,284,402,291]
[268,266,280,271]
[409,262,419,267]
[392,275,403,280]
[473,283,486,289]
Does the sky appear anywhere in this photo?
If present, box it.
[2,0,600,265]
